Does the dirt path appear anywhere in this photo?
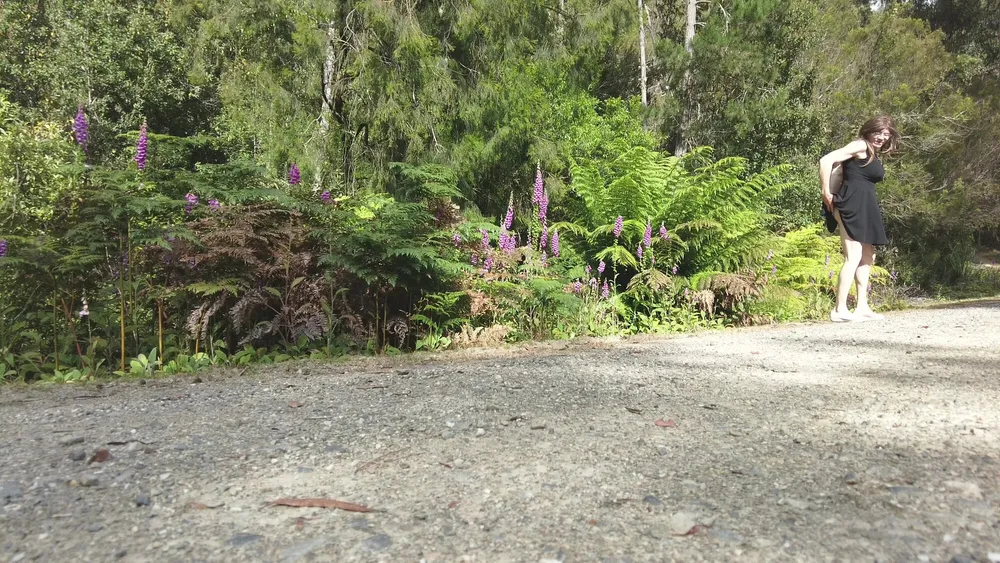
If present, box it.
[2,301,999,563]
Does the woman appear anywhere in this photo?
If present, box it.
[819,115,899,322]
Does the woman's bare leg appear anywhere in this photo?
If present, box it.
[835,211,862,314]
[854,244,875,313]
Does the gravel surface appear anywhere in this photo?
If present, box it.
[2,300,999,562]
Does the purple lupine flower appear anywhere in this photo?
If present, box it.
[533,165,544,204]
[824,254,830,266]
[828,270,834,279]
[184,193,198,214]
[499,232,510,253]
[320,191,331,203]
[483,255,494,272]
[208,198,221,212]
[0,239,7,257]
[598,260,606,275]
[573,281,582,293]
[135,120,148,171]
[637,243,643,261]
[471,253,479,266]
[73,106,88,152]
[613,216,624,238]
[672,265,678,275]
[550,230,559,257]
[540,225,548,250]
[288,163,301,185]
[480,229,490,252]
[601,281,610,299]
[585,265,592,276]
[659,223,669,240]
[771,264,777,275]
[503,197,514,230]
[643,221,652,248]
[452,232,462,247]
[890,270,898,281]
[590,277,598,290]
[541,251,548,266]
[538,192,549,222]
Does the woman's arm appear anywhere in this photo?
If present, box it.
[819,139,867,210]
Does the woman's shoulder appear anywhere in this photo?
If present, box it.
[845,139,868,156]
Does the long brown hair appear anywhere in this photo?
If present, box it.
[859,115,899,165]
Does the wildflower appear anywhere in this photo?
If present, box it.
[601,281,610,299]
[550,230,560,257]
[0,239,7,257]
[828,270,834,279]
[573,281,582,293]
[541,251,548,266]
[684,288,690,298]
[480,229,490,252]
[643,221,652,248]
[890,270,898,282]
[766,249,774,261]
[184,193,198,214]
[540,225,548,250]
[637,243,643,261]
[590,277,598,290]
[533,165,544,204]
[208,198,221,212]
[585,265,592,276]
[824,254,830,266]
[771,264,777,275]
[659,223,669,240]
[503,195,514,230]
[288,163,301,185]
[483,255,494,272]
[452,232,462,247]
[651,254,656,265]
[672,265,678,275]
[471,253,479,266]
[73,106,88,152]
[613,216,624,238]
[538,192,549,223]
[598,260,606,275]
[135,119,148,171]
[78,298,89,320]
[321,191,331,203]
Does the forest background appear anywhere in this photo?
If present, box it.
[1,0,998,381]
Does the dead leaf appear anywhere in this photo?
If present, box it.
[447,500,459,509]
[438,462,453,469]
[270,498,374,513]
[625,407,643,414]
[288,401,304,408]
[88,448,111,464]
[654,418,677,428]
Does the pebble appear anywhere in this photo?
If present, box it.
[69,448,87,462]
[0,482,24,505]
[843,472,859,485]
[229,533,264,547]
[114,550,127,559]
[361,534,392,552]
[441,430,456,440]
[950,556,977,563]
[987,553,1000,563]
[135,495,152,507]
[80,475,99,487]
[59,436,85,447]
[530,423,547,430]
[475,428,486,437]
[642,495,663,506]
[87,524,104,533]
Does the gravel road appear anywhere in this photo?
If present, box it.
[2,300,999,563]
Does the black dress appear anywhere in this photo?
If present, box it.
[830,152,889,245]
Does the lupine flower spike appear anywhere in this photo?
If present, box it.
[533,164,544,205]
[613,216,624,238]
[208,198,221,212]
[598,261,606,275]
[550,230,560,257]
[643,221,652,248]
[0,239,8,258]
[135,120,148,171]
[73,106,88,152]
[288,163,301,185]
[321,191,331,203]
[659,223,669,240]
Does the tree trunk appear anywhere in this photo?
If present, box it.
[638,0,648,106]
[675,0,698,156]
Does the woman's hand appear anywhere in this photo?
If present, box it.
[822,191,834,212]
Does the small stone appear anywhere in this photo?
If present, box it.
[441,430,455,440]
[530,423,547,430]
[297,466,314,473]
[784,498,810,510]
[950,556,977,563]
[229,533,264,547]
[59,436,85,447]
[0,483,24,505]
[844,472,859,485]
[668,511,703,535]
[80,475,99,487]
[114,550,128,559]
[68,448,87,462]
[475,428,486,437]
[135,495,152,507]
[11,553,25,563]
[986,553,1000,563]
[657,446,670,456]
[642,495,663,506]
[362,533,392,553]
[87,524,104,533]
[139,378,146,385]
[395,369,409,375]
